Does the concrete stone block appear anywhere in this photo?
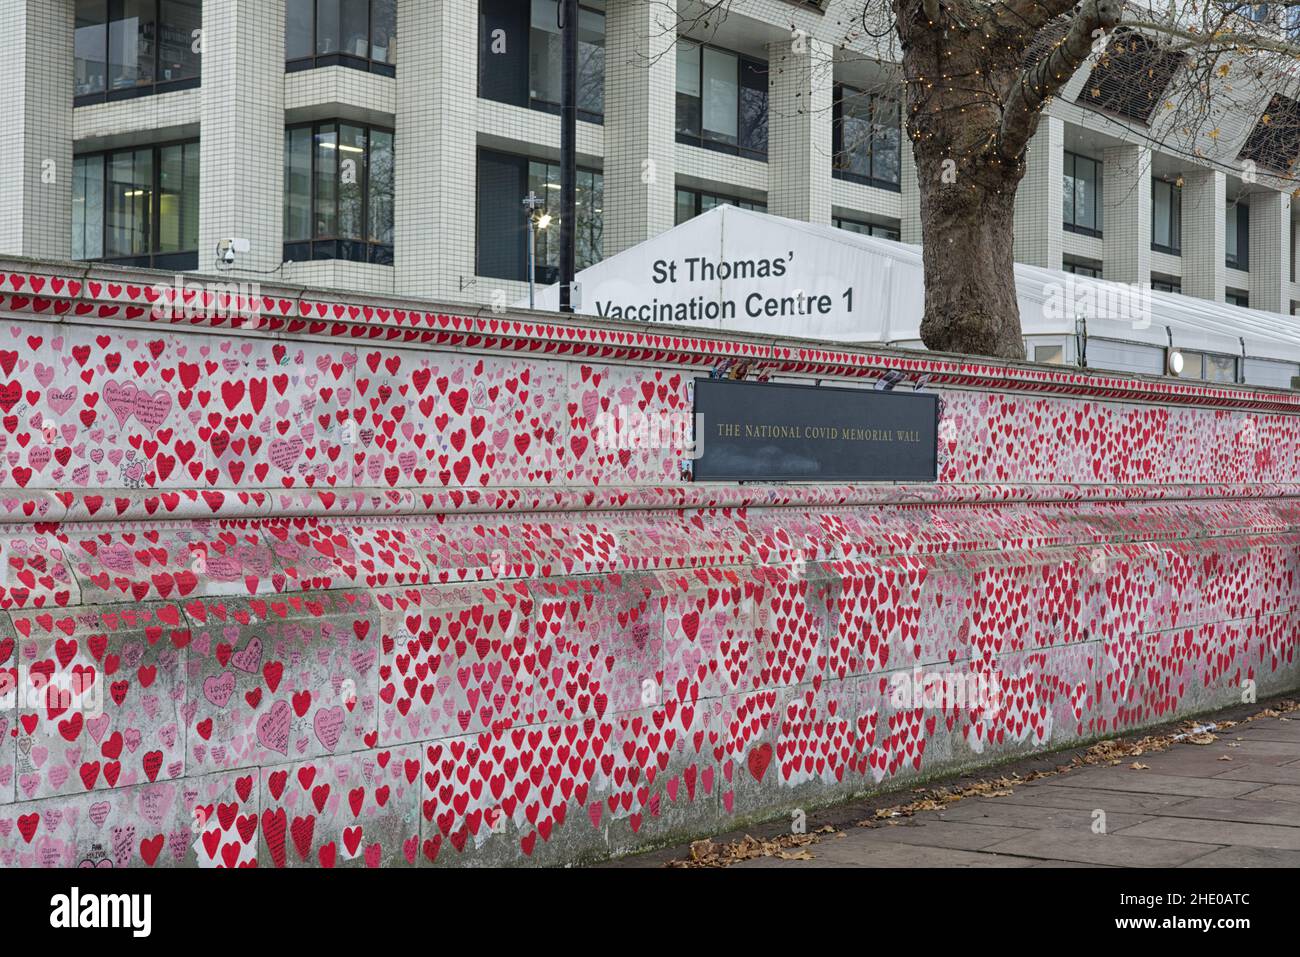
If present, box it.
[259,744,421,867]
[10,602,188,802]
[185,592,380,775]
[0,531,80,609]
[378,581,538,745]
[0,768,258,868]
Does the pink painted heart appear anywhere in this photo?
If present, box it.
[256,700,291,756]
[313,706,345,753]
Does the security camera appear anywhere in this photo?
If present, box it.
[216,238,251,268]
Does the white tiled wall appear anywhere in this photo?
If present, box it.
[394,0,477,302]
[603,0,676,255]
[0,0,72,259]
[1250,190,1292,313]
[199,0,286,276]
[1181,168,1225,303]
[1103,145,1153,286]
[766,36,833,225]
[1014,116,1064,270]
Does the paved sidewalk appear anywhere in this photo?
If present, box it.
[615,706,1300,868]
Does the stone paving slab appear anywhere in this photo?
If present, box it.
[1126,740,1300,777]
[976,830,1219,867]
[1176,845,1300,867]
[850,819,1032,851]
[1244,784,1300,803]
[989,783,1197,813]
[1213,764,1300,786]
[1115,817,1300,850]
[1121,755,1269,779]
[936,798,1153,832]
[1048,768,1267,798]
[1192,739,1300,761]
[1115,795,1300,828]
[1223,722,1300,743]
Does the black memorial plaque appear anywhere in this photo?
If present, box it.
[692,378,938,482]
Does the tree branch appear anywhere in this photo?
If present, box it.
[989,0,1087,36]
[1120,18,1300,58]
[998,0,1123,160]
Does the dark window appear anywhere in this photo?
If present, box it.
[1063,151,1103,236]
[676,41,768,160]
[1152,178,1181,254]
[1239,94,1300,174]
[675,188,766,225]
[1151,277,1181,294]
[75,0,202,104]
[73,140,199,269]
[1226,202,1249,270]
[834,216,900,241]
[478,0,605,123]
[1226,290,1250,308]
[529,1,604,118]
[1078,31,1184,125]
[833,85,901,191]
[283,121,395,266]
[285,0,396,77]
[1063,258,1102,278]
[476,149,603,283]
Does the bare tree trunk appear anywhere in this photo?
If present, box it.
[916,161,1025,359]
[894,0,1120,360]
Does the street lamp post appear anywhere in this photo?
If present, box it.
[522,191,550,310]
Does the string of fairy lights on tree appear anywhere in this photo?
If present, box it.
[893,1,1300,197]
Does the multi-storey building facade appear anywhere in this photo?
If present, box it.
[4,0,1300,358]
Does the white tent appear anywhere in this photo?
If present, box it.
[527,205,1300,389]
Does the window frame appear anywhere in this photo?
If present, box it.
[74,0,203,106]
[834,215,901,241]
[477,0,606,124]
[474,148,605,283]
[675,187,767,225]
[285,0,396,78]
[282,120,396,266]
[1062,257,1103,278]
[1063,150,1103,238]
[675,40,769,161]
[1225,201,1250,270]
[1174,350,1239,383]
[73,137,200,270]
[525,0,606,123]
[524,156,604,284]
[831,84,902,193]
[1151,177,1182,255]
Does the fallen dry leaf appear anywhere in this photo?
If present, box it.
[669,830,825,868]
